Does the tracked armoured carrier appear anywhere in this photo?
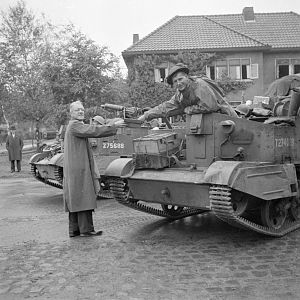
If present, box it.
[29,104,165,197]
[29,121,151,197]
[29,126,65,190]
[105,100,300,236]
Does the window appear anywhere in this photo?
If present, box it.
[206,58,258,80]
[216,60,228,79]
[276,58,300,78]
[154,67,169,83]
[207,66,215,80]
[229,59,241,80]
[292,59,300,74]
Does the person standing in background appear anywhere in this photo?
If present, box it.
[6,125,23,173]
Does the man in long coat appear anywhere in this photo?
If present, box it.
[6,125,23,172]
[63,101,125,237]
[138,63,237,122]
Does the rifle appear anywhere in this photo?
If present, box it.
[101,103,145,119]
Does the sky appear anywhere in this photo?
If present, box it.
[1,0,300,73]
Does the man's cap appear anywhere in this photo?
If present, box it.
[166,63,189,85]
[9,125,16,130]
[92,115,105,125]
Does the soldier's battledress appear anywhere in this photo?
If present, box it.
[143,76,238,121]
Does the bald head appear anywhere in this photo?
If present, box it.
[70,101,85,121]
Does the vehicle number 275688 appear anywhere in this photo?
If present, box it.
[102,142,125,149]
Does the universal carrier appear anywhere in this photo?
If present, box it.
[29,104,149,198]
[105,110,300,236]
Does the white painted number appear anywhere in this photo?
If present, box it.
[102,142,125,149]
[275,137,295,148]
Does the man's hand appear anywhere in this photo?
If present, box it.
[113,119,126,128]
[137,115,146,122]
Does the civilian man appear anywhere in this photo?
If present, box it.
[63,101,125,237]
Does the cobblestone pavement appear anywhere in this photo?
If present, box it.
[0,178,299,300]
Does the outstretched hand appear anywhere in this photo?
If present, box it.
[137,115,146,122]
[113,119,126,128]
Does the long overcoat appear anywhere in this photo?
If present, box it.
[6,134,23,161]
[63,120,117,212]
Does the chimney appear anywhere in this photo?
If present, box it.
[243,7,255,22]
[133,34,139,44]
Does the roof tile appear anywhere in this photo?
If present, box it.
[123,12,300,54]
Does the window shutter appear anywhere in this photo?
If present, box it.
[154,69,160,83]
[206,65,210,78]
[250,64,259,79]
[165,68,169,77]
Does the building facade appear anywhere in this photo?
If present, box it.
[122,7,300,104]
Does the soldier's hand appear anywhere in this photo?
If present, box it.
[113,119,126,128]
[138,115,146,122]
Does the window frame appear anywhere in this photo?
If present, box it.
[206,58,257,81]
[154,64,169,83]
[275,58,300,79]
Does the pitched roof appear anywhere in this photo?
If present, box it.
[123,11,300,55]
[209,12,300,49]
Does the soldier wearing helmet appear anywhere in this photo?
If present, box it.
[138,63,238,122]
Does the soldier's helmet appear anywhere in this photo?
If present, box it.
[92,116,105,125]
[235,104,253,117]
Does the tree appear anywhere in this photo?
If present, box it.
[0,0,55,128]
[0,1,128,130]
[43,24,124,125]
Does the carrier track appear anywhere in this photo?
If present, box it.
[109,177,300,236]
[109,178,208,219]
[210,185,300,237]
[30,164,63,189]
[31,164,112,198]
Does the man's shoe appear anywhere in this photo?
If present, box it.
[11,170,14,173]
[80,231,103,237]
[69,231,80,237]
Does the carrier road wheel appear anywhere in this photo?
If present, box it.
[231,190,248,216]
[261,199,288,229]
[290,198,300,221]
[161,205,184,217]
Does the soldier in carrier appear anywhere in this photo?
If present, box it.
[138,63,237,122]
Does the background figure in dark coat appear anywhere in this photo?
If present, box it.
[6,125,23,172]
[63,101,125,238]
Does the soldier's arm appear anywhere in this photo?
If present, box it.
[140,94,184,121]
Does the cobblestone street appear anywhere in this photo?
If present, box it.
[0,177,299,300]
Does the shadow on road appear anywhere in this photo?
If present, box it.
[130,211,276,246]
